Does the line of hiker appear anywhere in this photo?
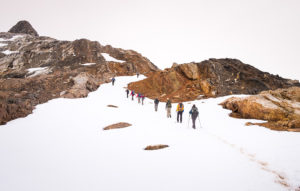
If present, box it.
[164,98,200,128]
[125,89,145,105]
[124,85,201,128]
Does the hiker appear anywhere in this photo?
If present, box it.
[176,102,184,123]
[154,98,159,111]
[112,77,115,86]
[137,72,140,78]
[165,98,172,118]
[189,104,199,129]
[130,90,135,100]
[125,89,129,98]
[141,94,145,105]
[137,93,141,104]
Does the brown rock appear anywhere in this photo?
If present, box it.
[128,58,300,102]
[144,144,169,150]
[107,105,118,108]
[103,122,132,130]
[221,87,300,131]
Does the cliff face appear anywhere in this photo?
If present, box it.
[128,58,300,102]
[220,87,300,131]
[0,22,159,124]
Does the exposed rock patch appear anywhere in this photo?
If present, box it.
[128,59,300,102]
[144,144,169,150]
[220,87,300,131]
[107,105,118,108]
[103,122,132,130]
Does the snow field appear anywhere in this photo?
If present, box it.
[0,76,299,191]
[102,53,125,63]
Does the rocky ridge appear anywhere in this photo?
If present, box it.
[0,22,158,124]
[220,87,300,130]
[128,59,300,102]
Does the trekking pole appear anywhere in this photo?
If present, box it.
[198,116,203,128]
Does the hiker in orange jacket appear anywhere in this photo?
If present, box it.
[176,102,184,123]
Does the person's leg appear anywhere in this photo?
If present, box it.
[177,112,179,122]
[192,118,196,129]
[179,111,183,123]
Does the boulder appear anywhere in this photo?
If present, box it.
[103,122,132,130]
[144,144,169,150]
[220,87,300,131]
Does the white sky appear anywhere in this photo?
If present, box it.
[1,0,299,80]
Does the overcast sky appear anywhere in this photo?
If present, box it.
[1,0,299,79]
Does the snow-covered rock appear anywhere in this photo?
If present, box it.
[102,53,125,63]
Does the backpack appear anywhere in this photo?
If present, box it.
[166,100,171,108]
[178,103,184,111]
[192,107,199,117]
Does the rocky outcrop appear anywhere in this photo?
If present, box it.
[102,45,158,76]
[103,122,132,130]
[128,59,300,102]
[144,144,169,150]
[220,87,300,131]
[8,20,39,37]
[0,21,159,125]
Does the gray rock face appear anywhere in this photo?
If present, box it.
[8,20,39,37]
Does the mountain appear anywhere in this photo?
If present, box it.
[128,58,300,102]
[0,21,159,124]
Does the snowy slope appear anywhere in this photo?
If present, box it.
[0,76,299,191]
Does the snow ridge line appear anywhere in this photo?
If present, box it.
[201,129,294,190]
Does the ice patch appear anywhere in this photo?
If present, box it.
[9,35,24,41]
[0,35,24,42]
[0,42,7,47]
[102,53,125,62]
[81,63,96,66]
[2,50,19,55]
[27,67,49,77]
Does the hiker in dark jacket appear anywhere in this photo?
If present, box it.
[189,104,199,129]
[154,98,159,111]
[141,94,145,105]
[137,93,141,104]
[176,102,184,123]
[112,77,115,86]
[130,90,135,100]
[165,98,172,118]
[126,89,129,98]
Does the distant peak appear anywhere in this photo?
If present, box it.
[8,20,39,37]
